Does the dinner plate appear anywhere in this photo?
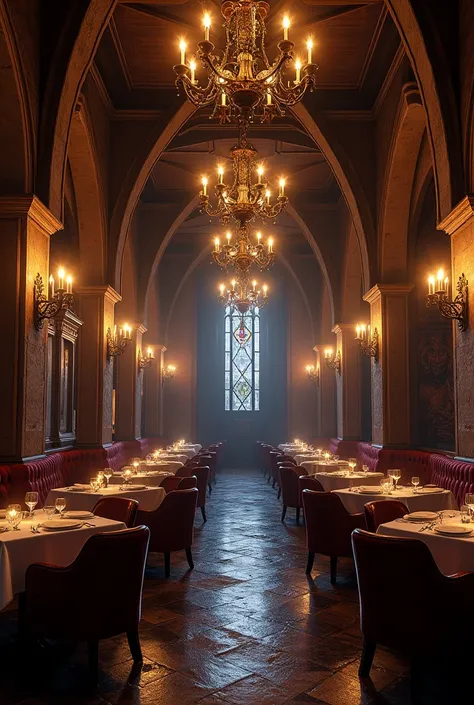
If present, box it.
[433,524,473,536]
[418,487,444,494]
[42,520,83,531]
[358,487,382,494]
[63,511,95,520]
[121,484,147,490]
[404,511,438,522]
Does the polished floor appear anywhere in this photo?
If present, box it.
[0,468,446,705]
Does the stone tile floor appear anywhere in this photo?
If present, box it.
[0,468,464,704]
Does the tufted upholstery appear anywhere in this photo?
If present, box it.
[357,443,380,472]
[377,449,431,486]
[0,464,29,507]
[329,438,360,459]
[429,454,474,506]
[105,441,141,472]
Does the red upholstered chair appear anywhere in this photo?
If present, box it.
[278,454,297,465]
[278,466,302,523]
[135,488,198,577]
[175,466,194,477]
[160,475,197,493]
[298,476,324,506]
[302,489,366,582]
[364,499,408,533]
[92,497,139,528]
[22,526,149,680]
[351,529,474,677]
[187,454,213,494]
[276,462,299,499]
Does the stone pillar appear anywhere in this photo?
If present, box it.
[332,323,362,440]
[0,196,62,461]
[115,325,146,441]
[363,284,414,447]
[75,286,121,447]
[438,196,474,458]
[313,344,337,439]
[143,344,166,438]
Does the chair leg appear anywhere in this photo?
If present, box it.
[295,507,300,524]
[87,640,99,683]
[281,505,287,522]
[185,546,194,570]
[359,639,376,678]
[164,552,171,578]
[201,506,207,522]
[330,556,338,584]
[208,482,212,495]
[272,479,276,488]
[127,629,143,664]
[277,487,281,500]
[306,551,315,575]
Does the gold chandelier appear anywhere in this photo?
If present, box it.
[213,228,275,274]
[219,276,268,314]
[200,131,288,227]
[174,0,318,125]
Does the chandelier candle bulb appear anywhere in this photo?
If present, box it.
[66,275,72,294]
[226,231,231,244]
[263,284,268,296]
[217,165,224,184]
[203,13,211,41]
[283,15,290,41]
[49,275,54,297]
[268,237,273,253]
[295,59,301,84]
[257,165,264,184]
[147,347,153,359]
[201,176,208,196]
[179,39,187,65]
[437,268,445,292]
[306,38,313,64]
[266,189,271,204]
[266,90,272,106]
[215,237,220,251]
[58,268,65,290]
[221,91,226,107]
[189,59,196,84]
[428,275,435,296]
[279,178,286,197]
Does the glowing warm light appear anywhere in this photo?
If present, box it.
[66,275,73,293]
[146,347,153,359]
[219,283,225,294]
[263,284,268,295]
[265,188,271,203]
[324,348,333,359]
[268,237,273,253]
[201,176,208,196]
[203,13,211,41]
[279,178,286,197]
[231,279,236,289]
[282,15,290,40]
[217,165,224,184]
[295,58,301,83]
[306,37,313,64]
[179,39,187,64]
[189,58,196,83]
[257,164,264,183]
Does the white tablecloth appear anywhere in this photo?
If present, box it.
[181,444,201,453]
[0,510,126,609]
[159,453,190,464]
[334,487,457,515]
[294,454,325,465]
[314,472,384,492]
[300,460,349,473]
[109,471,171,487]
[278,444,305,453]
[378,512,474,575]
[45,485,165,512]
[134,460,183,474]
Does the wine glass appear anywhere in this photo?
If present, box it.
[348,457,357,474]
[25,491,38,518]
[411,476,420,493]
[392,468,402,491]
[55,497,66,516]
[362,464,369,474]
[6,504,22,531]
[43,505,55,519]
[333,455,339,463]
[104,468,113,488]
[465,493,474,520]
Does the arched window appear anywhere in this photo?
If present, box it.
[224,306,260,411]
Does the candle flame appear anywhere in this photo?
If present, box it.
[201,176,208,186]
[437,268,444,280]
[306,37,313,50]
[179,39,187,52]
[66,275,72,285]
[282,15,290,30]
[279,177,286,188]
[295,58,302,70]
[203,12,211,28]
[189,59,196,71]
[58,267,65,280]
[257,165,264,176]
[217,165,224,176]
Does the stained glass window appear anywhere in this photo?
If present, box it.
[225,306,260,411]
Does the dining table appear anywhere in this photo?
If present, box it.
[45,484,166,512]
[109,470,172,487]
[377,511,474,575]
[158,453,190,465]
[334,486,458,515]
[135,460,184,474]
[0,510,126,609]
[300,460,350,473]
[313,471,384,492]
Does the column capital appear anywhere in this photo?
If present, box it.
[363,283,414,305]
[0,195,63,234]
[438,195,474,235]
[331,323,354,335]
[75,285,122,305]
[135,324,147,335]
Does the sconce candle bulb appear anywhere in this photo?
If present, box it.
[426,270,468,331]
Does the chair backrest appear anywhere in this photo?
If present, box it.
[298,475,324,504]
[92,496,139,528]
[278,466,300,508]
[269,451,283,481]
[178,476,198,490]
[364,499,409,532]
[191,466,210,507]
[25,526,150,640]
[160,475,197,493]
[278,454,297,465]
[175,466,193,478]
[302,489,365,557]
[352,528,452,652]
[136,488,198,552]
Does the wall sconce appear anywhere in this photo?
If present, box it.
[138,347,154,370]
[106,324,132,359]
[355,323,378,359]
[324,348,341,373]
[162,364,176,384]
[34,268,74,330]
[305,364,320,384]
[427,270,468,331]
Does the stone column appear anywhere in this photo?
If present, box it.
[143,344,166,438]
[313,344,337,439]
[438,196,474,458]
[0,196,62,461]
[115,325,146,441]
[332,323,362,440]
[75,286,121,448]
[363,284,414,447]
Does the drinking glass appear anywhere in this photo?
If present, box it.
[333,455,339,462]
[25,491,38,517]
[43,505,56,519]
[362,464,369,474]
[6,504,22,531]
[461,505,471,523]
[392,469,402,490]
[465,493,474,519]
[104,468,112,488]
[348,457,357,474]
[380,478,392,495]
[411,476,420,493]
[55,497,66,516]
